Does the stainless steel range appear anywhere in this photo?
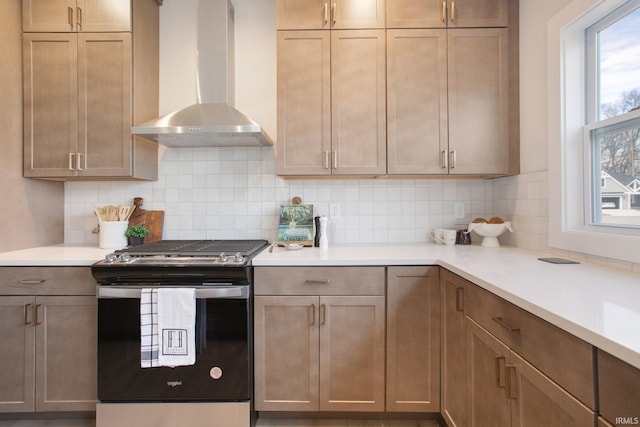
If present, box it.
[91,239,269,427]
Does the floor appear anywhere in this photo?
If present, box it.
[0,419,440,427]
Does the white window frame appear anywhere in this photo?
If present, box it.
[548,0,640,263]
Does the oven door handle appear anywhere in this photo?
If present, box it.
[97,286,250,299]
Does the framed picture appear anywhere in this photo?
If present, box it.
[278,204,313,245]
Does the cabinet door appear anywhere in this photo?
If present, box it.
[76,0,131,32]
[441,270,468,427]
[467,319,510,427]
[23,0,131,32]
[22,0,77,32]
[277,0,328,30]
[509,351,596,427]
[447,0,509,28]
[277,31,331,176]
[320,296,385,411]
[386,0,447,28]
[386,267,440,412]
[332,0,385,29]
[78,33,133,177]
[387,29,448,174]
[0,297,36,413]
[23,33,78,178]
[447,28,509,175]
[35,296,97,412]
[254,296,320,411]
[331,30,386,175]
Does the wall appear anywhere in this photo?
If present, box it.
[0,0,64,253]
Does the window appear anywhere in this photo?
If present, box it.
[586,3,640,228]
[548,0,640,263]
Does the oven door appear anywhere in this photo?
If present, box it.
[97,286,251,402]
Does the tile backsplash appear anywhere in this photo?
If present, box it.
[65,146,549,250]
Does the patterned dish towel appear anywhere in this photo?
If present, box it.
[140,288,196,368]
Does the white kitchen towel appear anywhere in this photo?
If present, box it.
[140,288,159,368]
[156,287,196,367]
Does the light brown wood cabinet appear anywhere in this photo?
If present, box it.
[22,0,159,180]
[386,0,508,29]
[387,17,516,176]
[0,267,97,413]
[22,0,131,33]
[441,269,468,427]
[386,266,440,412]
[254,267,386,412]
[277,0,385,30]
[597,349,640,427]
[277,29,387,176]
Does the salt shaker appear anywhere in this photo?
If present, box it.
[319,216,328,249]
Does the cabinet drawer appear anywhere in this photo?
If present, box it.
[466,284,596,409]
[254,267,385,296]
[598,349,640,426]
[0,267,95,296]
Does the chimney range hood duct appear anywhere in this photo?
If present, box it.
[132,0,273,147]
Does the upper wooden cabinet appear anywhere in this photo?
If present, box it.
[277,30,387,176]
[23,0,131,32]
[22,0,159,180]
[277,0,385,30]
[387,0,508,29]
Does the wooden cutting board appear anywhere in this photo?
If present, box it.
[128,197,164,243]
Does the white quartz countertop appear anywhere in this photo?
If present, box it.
[0,244,114,266]
[254,243,640,370]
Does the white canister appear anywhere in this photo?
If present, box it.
[319,216,329,249]
[99,221,129,249]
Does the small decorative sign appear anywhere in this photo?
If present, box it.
[278,204,314,246]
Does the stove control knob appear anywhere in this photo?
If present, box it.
[104,253,117,263]
[233,252,244,262]
[218,252,227,263]
[118,252,131,263]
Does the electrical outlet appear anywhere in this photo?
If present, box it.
[454,202,465,219]
[329,203,340,220]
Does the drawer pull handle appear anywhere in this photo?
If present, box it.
[19,279,46,285]
[455,287,464,312]
[492,316,520,332]
[305,279,331,285]
[505,364,517,399]
[495,356,505,388]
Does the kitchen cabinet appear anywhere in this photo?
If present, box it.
[387,27,514,175]
[277,0,385,30]
[441,269,468,427]
[0,267,97,413]
[386,266,440,412]
[22,0,131,33]
[597,349,640,427]
[386,0,508,29]
[22,0,159,180]
[467,320,595,427]
[254,267,386,412]
[277,30,386,176]
[463,275,596,427]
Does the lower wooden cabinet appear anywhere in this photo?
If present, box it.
[598,349,640,427]
[386,266,440,412]
[0,267,97,413]
[0,295,97,413]
[254,295,385,412]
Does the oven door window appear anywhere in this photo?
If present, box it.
[98,297,250,402]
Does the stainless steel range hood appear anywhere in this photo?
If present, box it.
[132,0,273,147]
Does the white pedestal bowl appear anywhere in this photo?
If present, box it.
[467,222,513,247]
